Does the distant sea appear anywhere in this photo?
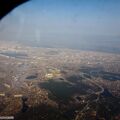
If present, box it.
[20,38,120,54]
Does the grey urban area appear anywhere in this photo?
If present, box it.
[0,41,120,120]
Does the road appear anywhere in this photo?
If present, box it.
[75,78,104,120]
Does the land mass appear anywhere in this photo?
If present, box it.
[0,41,120,120]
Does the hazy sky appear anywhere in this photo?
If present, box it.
[0,0,120,45]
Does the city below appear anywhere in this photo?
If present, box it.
[0,41,120,120]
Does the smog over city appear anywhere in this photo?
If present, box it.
[0,0,120,120]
